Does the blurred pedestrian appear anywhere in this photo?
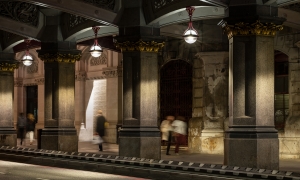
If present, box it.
[96,110,108,151]
[160,115,174,155]
[172,116,187,155]
[17,113,27,145]
[26,113,36,145]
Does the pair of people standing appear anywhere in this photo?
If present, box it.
[17,112,36,145]
[160,115,187,155]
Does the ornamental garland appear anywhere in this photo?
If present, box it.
[0,62,19,72]
[38,53,82,63]
[221,20,283,39]
[114,39,165,52]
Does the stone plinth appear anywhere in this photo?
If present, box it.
[40,128,78,152]
[119,127,161,159]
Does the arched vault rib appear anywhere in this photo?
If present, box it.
[278,8,300,29]
[65,26,119,42]
[18,0,118,27]
[149,6,225,27]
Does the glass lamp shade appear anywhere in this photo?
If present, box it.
[89,44,103,57]
[183,28,199,44]
[22,54,33,66]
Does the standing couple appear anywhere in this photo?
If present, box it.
[161,115,187,155]
[17,112,36,145]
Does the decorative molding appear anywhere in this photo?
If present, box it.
[115,39,165,52]
[14,80,22,87]
[0,2,39,27]
[153,0,181,11]
[35,78,44,85]
[76,0,115,11]
[90,52,107,66]
[75,71,86,81]
[282,3,300,12]
[0,62,19,72]
[27,61,38,74]
[38,53,81,63]
[69,14,88,28]
[102,69,122,78]
[220,20,283,39]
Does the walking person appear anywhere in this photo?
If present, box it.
[160,115,174,155]
[172,116,187,155]
[17,113,27,145]
[96,110,108,151]
[26,113,36,145]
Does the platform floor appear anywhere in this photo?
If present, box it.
[17,138,300,173]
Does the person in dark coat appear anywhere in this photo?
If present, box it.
[17,112,27,145]
[96,110,107,151]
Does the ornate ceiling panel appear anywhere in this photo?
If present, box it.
[0,1,39,27]
[76,0,115,11]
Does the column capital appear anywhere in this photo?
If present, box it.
[219,20,283,39]
[114,39,164,52]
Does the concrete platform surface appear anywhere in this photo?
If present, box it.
[18,139,300,174]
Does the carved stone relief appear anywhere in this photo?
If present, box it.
[35,78,44,85]
[0,1,39,27]
[69,14,88,28]
[14,80,22,87]
[102,69,122,78]
[153,0,181,11]
[90,52,107,66]
[26,61,38,74]
[75,72,86,81]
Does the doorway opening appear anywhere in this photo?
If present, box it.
[26,85,38,122]
[160,60,193,144]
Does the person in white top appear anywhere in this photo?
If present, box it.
[160,116,174,155]
[172,116,187,155]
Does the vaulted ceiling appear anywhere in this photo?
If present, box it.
[0,0,299,53]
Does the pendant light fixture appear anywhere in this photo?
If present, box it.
[183,6,199,44]
[89,26,103,58]
[22,39,33,66]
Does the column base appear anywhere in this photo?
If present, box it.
[224,126,279,170]
[40,128,78,152]
[0,128,16,147]
[119,127,161,159]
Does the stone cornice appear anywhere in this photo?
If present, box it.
[102,69,122,78]
[115,39,165,52]
[38,53,82,63]
[220,20,283,39]
[0,62,19,72]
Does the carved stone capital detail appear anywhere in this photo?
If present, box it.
[102,69,122,78]
[115,39,165,52]
[14,80,23,87]
[75,72,86,81]
[35,78,44,85]
[39,53,81,63]
[0,62,19,72]
[220,20,283,39]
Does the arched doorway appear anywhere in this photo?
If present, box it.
[160,59,193,126]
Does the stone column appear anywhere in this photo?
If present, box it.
[0,53,19,147]
[38,42,81,152]
[115,27,164,159]
[219,1,285,169]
